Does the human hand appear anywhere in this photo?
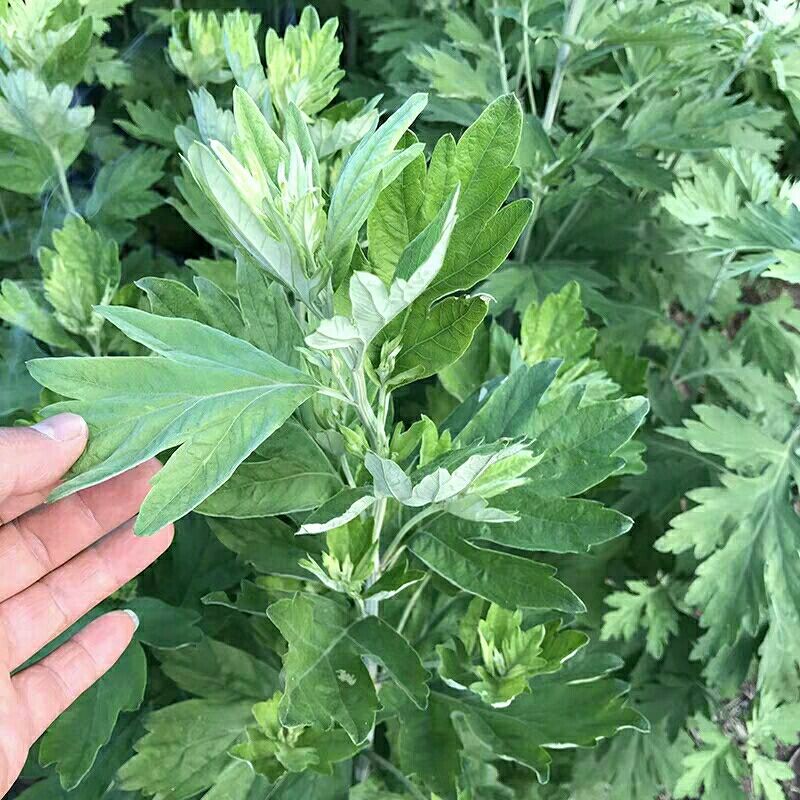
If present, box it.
[0,414,173,796]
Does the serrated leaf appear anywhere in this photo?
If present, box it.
[267,593,429,743]
[408,521,585,614]
[601,580,680,659]
[39,216,120,340]
[118,700,253,800]
[198,421,341,517]
[159,637,278,701]
[0,69,92,194]
[29,307,317,535]
[0,327,45,417]
[297,487,376,535]
[325,93,427,275]
[85,147,167,240]
[39,643,146,790]
[458,487,633,554]
[0,279,78,351]
[521,281,596,368]
[395,295,489,381]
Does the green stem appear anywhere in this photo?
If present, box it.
[364,497,387,618]
[381,506,439,571]
[396,574,431,636]
[542,0,585,132]
[413,593,466,648]
[51,148,77,216]
[521,0,537,114]
[668,254,733,382]
[0,193,11,239]
[714,30,764,99]
[492,0,511,94]
[541,195,585,260]
[516,180,544,263]
[364,751,428,800]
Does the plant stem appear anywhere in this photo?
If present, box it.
[542,0,585,132]
[397,575,431,636]
[51,148,77,216]
[668,254,733,382]
[0,193,12,238]
[541,195,585,260]
[413,593,466,648]
[521,0,537,114]
[380,506,438,571]
[364,497,387,618]
[516,180,544,262]
[364,751,428,800]
[492,0,511,94]
[714,30,764,100]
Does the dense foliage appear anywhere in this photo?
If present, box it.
[2,1,800,798]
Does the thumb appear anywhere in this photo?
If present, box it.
[0,413,88,504]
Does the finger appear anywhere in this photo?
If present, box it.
[0,667,20,798]
[0,459,162,602]
[11,610,139,744]
[0,485,56,526]
[0,414,88,508]
[0,521,173,670]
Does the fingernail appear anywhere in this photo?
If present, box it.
[32,413,88,442]
[122,609,140,631]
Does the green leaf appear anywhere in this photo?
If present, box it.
[395,295,489,381]
[210,516,325,579]
[265,6,344,117]
[673,715,747,800]
[38,216,121,340]
[0,327,45,418]
[656,413,800,698]
[458,486,633,554]
[39,642,146,790]
[0,69,92,194]
[363,556,426,601]
[232,693,361,779]
[324,93,427,275]
[0,279,78,350]
[366,132,427,283]
[601,580,680,659]
[231,86,288,185]
[128,597,202,650]
[85,147,167,241]
[521,281,597,368]
[29,307,317,535]
[454,360,561,445]
[408,521,585,614]
[138,277,210,323]
[118,699,253,800]
[117,100,181,149]
[198,421,341,517]
[267,593,429,744]
[201,760,271,800]
[526,396,650,497]
[417,94,528,306]
[386,656,645,792]
[18,714,143,800]
[309,188,459,357]
[297,487,376,535]
[168,11,230,86]
[159,637,278,701]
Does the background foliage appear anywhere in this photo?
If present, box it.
[3,0,800,798]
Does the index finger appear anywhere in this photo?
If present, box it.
[0,414,88,513]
